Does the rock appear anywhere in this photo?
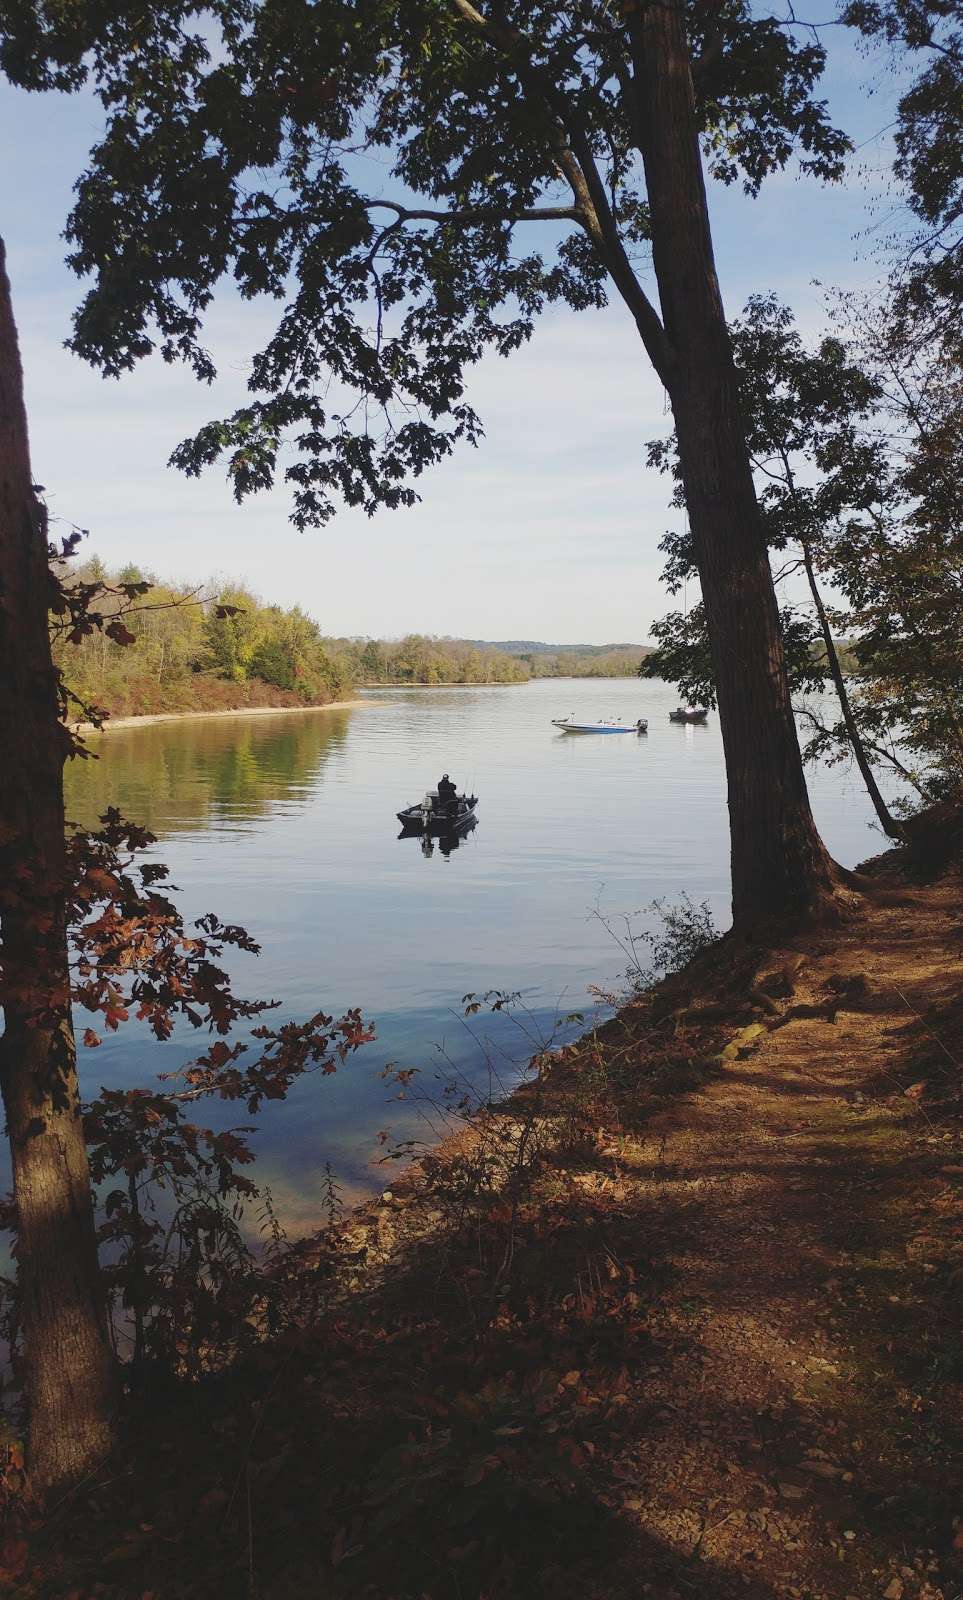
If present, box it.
[799,1458,846,1479]
[720,1022,767,1062]
[778,1481,807,1501]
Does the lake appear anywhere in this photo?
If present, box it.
[63,678,891,1226]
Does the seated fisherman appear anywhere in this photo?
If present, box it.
[436,773,457,812]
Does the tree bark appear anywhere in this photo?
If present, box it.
[0,236,116,1496]
[630,0,848,928]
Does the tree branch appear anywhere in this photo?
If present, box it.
[363,199,582,225]
[446,0,676,388]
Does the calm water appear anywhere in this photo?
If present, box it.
[62,679,891,1225]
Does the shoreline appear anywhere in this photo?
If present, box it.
[73,698,369,735]
[319,847,963,1597]
[360,680,526,688]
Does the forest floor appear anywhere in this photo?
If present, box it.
[6,850,962,1600]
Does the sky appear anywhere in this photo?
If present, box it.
[0,16,907,645]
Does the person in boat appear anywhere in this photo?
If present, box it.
[436,773,458,816]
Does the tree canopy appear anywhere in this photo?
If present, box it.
[844,0,963,357]
[0,0,846,527]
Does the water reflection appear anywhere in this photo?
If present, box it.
[66,709,352,835]
[405,817,480,859]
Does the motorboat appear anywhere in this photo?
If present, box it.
[669,706,709,723]
[551,716,648,735]
[397,789,479,833]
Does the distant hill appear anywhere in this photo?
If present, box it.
[470,640,653,656]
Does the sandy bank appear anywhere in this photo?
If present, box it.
[73,698,370,735]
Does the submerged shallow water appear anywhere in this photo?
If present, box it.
[61,678,891,1223]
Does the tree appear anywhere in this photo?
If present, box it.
[2,266,368,1490]
[0,238,116,1496]
[822,292,963,801]
[727,297,906,837]
[0,0,855,928]
[645,295,905,836]
[201,584,262,682]
[844,0,963,364]
[644,292,963,813]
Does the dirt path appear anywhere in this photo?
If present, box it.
[596,878,963,1600]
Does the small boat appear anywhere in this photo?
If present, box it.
[669,706,709,723]
[397,790,479,834]
[552,716,648,735]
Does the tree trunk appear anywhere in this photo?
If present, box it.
[799,539,904,840]
[631,0,848,929]
[0,236,116,1496]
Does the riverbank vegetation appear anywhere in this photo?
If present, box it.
[55,558,652,715]
[56,558,352,719]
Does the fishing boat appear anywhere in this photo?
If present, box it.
[551,716,648,735]
[669,706,709,723]
[397,790,479,834]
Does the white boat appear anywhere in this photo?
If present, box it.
[552,716,648,735]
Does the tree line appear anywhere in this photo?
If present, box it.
[0,0,960,1515]
[336,636,648,685]
[57,562,652,714]
[57,558,352,717]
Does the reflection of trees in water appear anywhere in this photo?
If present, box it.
[65,710,352,833]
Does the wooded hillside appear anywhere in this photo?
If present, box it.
[57,560,655,715]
